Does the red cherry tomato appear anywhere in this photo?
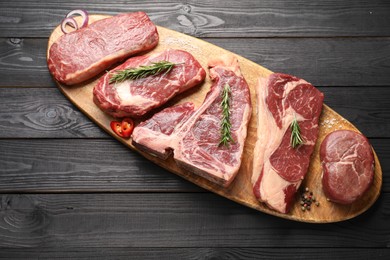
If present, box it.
[110,118,134,139]
[121,118,134,138]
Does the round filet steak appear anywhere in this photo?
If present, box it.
[320,130,374,204]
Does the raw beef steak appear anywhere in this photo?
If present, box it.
[132,102,195,160]
[48,12,159,85]
[93,49,206,118]
[252,73,324,213]
[320,130,374,204]
[132,54,252,186]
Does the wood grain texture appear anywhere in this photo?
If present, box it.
[2,37,390,87]
[1,0,390,37]
[0,0,388,258]
[0,38,54,87]
[0,248,389,259]
[1,87,389,138]
[0,193,388,248]
[46,15,382,223]
[0,139,201,193]
[0,139,387,193]
[0,88,105,138]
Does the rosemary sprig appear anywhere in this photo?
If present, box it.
[219,83,234,146]
[109,61,177,84]
[290,115,304,148]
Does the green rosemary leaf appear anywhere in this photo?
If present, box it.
[219,83,234,146]
[290,115,304,148]
[109,61,177,84]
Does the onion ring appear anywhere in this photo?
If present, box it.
[61,17,78,34]
[66,9,89,29]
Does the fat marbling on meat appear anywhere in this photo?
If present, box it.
[132,54,252,187]
[252,73,324,213]
[320,130,374,204]
[48,12,159,85]
[93,49,206,118]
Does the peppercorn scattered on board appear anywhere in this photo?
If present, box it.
[47,14,382,223]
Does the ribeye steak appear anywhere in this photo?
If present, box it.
[252,73,324,213]
[93,49,206,118]
[48,12,159,85]
[132,54,252,186]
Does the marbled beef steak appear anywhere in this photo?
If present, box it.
[132,54,252,187]
[93,49,206,118]
[252,73,324,213]
[320,130,374,204]
[48,12,159,85]
[132,102,195,160]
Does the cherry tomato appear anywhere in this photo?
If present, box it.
[121,118,134,138]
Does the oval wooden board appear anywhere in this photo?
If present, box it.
[47,14,382,223]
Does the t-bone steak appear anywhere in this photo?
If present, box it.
[132,102,196,160]
[252,73,324,213]
[48,12,159,85]
[93,49,206,118]
[132,54,252,186]
[320,130,374,204]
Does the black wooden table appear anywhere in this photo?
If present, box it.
[0,1,389,258]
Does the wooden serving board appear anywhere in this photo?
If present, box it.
[47,14,382,223]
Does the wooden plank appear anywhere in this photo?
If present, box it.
[373,139,390,192]
[0,139,387,193]
[0,248,388,259]
[2,37,390,87]
[0,88,105,138]
[0,38,54,87]
[1,86,389,138]
[320,87,390,138]
[0,139,201,193]
[0,193,388,248]
[1,0,390,38]
[209,38,390,87]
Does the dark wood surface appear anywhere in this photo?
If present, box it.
[0,0,389,258]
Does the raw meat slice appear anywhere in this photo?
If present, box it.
[320,130,374,204]
[174,55,252,186]
[48,12,159,85]
[93,49,206,118]
[132,54,252,186]
[252,73,324,213]
[132,102,195,160]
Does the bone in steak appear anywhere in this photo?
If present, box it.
[320,130,374,204]
[93,49,206,118]
[252,73,324,213]
[132,102,195,160]
[132,54,252,186]
[48,12,159,85]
